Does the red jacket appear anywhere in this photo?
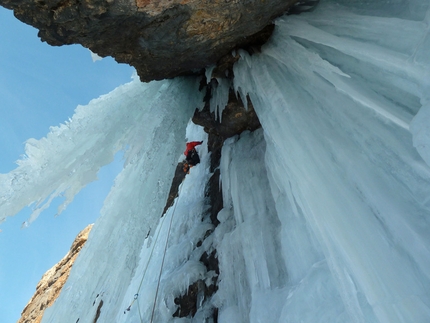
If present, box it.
[184,141,203,156]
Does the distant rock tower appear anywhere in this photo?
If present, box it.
[18,224,93,323]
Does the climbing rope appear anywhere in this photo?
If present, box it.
[149,182,183,323]
[124,181,184,323]
[123,211,166,316]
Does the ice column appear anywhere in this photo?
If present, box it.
[234,1,430,322]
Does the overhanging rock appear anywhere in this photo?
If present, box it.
[1,0,298,81]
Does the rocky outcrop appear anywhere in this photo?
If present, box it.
[0,0,298,81]
[18,224,93,323]
[193,88,261,143]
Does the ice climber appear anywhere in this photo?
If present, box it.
[183,141,203,173]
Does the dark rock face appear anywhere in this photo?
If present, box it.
[162,90,254,319]
[1,0,298,81]
[193,88,261,142]
[169,89,261,320]
[163,82,260,223]
[163,161,188,215]
[173,250,219,319]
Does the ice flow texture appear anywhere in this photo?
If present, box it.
[1,0,430,322]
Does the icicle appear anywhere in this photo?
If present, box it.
[209,78,230,122]
[205,65,216,83]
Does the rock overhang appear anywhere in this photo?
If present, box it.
[1,0,299,81]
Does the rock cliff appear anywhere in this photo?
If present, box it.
[18,224,93,323]
[0,0,298,81]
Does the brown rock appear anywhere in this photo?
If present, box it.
[0,0,298,81]
[18,224,93,323]
[193,87,261,141]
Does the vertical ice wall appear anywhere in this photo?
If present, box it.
[214,130,291,323]
[114,124,215,323]
[20,76,204,323]
[232,0,430,322]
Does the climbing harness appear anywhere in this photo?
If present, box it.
[124,182,184,323]
[183,162,190,174]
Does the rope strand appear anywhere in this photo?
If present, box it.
[124,178,184,322]
[123,210,166,315]
[149,183,183,323]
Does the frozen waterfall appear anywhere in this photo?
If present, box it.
[232,0,430,322]
[2,0,430,322]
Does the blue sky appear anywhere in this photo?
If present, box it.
[0,7,134,322]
